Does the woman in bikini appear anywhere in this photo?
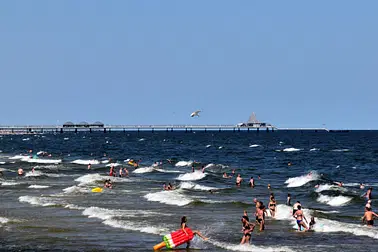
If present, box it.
[240,216,255,244]
[294,205,309,231]
[268,197,277,218]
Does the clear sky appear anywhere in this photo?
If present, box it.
[0,1,377,129]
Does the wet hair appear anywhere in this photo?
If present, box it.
[181,216,187,224]
[288,194,291,197]
[366,207,372,211]
[297,205,302,210]
[242,216,249,222]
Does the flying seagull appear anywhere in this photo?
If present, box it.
[190,110,201,117]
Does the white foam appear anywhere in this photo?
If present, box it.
[332,149,350,152]
[249,144,260,148]
[133,167,155,173]
[315,184,347,193]
[283,148,301,152]
[22,138,30,141]
[9,155,28,160]
[175,161,193,167]
[1,181,20,186]
[105,163,122,167]
[64,137,69,140]
[218,146,223,149]
[144,190,193,206]
[103,219,164,235]
[28,185,50,189]
[179,181,217,191]
[64,204,85,210]
[0,161,5,164]
[176,170,206,181]
[0,217,10,225]
[275,204,378,240]
[208,240,294,252]
[285,171,319,188]
[24,171,45,177]
[18,195,61,207]
[206,144,211,148]
[138,138,145,141]
[154,168,181,173]
[20,156,62,164]
[101,160,109,164]
[74,173,106,186]
[71,159,100,165]
[63,185,89,194]
[317,194,352,206]
[310,148,320,151]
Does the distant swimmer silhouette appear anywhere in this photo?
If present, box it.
[190,110,201,117]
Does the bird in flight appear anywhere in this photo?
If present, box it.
[190,110,201,117]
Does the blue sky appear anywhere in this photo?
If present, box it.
[0,1,377,129]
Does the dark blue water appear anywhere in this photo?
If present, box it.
[0,131,377,251]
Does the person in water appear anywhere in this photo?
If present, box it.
[365,200,372,210]
[119,167,123,177]
[236,174,242,187]
[240,216,255,244]
[292,201,301,216]
[123,168,129,177]
[255,202,266,231]
[109,166,114,177]
[267,184,271,190]
[223,172,232,178]
[363,187,373,200]
[287,194,292,206]
[180,216,208,248]
[309,216,316,230]
[294,205,309,231]
[360,183,365,190]
[362,207,378,227]
[248,177,255,188]
[167,183,174,190]
[17,168,24,176]
[268,196,277,218]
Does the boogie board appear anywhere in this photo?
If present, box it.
[91,187,103,193]
[154,227,194,250]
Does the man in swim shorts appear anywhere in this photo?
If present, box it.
[362,207,378,227]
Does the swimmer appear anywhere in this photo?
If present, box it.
[32,167,35,173]
[287,194,291,206]
[258,175,261,180]
[294,205,309,231]
[119,167,123,177]
[231,169,236,176]
[288,162,292,166]
[240,216,255,244]
[163,183,167,190]
[315,184,320,188]
[87,164,91,170]
[109,166,114,177]
[360,183,365,190]
[180,216,208,248]
[362,208,378,227]
[267,184,271,190]
[123,168,129,177]
[309,217,316,230]
[363,187,373,200]
[334,181,343,187]
[192,164,194,173]
[236,174,242,187]
[365,200,372,210]
[248,177,255,188]
[17,168,24,176]
[222,172,232,178]
[202,165,205,173]
[268,196,277,218]
[167,183,174,190]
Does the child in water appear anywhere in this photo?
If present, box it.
[180,216,208,248]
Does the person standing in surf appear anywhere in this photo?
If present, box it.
[268,196,277,218]
[294,205,309,231]
[180,216,208,248]
[362,208,378,227]
[240,216,255,244]
[249,176,255,188]
[363,187,373,200]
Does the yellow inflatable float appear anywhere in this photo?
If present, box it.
[91,187,103,193]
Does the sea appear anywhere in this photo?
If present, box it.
[0,131,377,252]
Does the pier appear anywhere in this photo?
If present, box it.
[0,124,330,134]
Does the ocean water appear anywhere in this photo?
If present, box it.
[0,131,377,252]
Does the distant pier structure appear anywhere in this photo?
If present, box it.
[0,114,330,134]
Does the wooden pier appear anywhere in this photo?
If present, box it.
[0,124,330,134]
